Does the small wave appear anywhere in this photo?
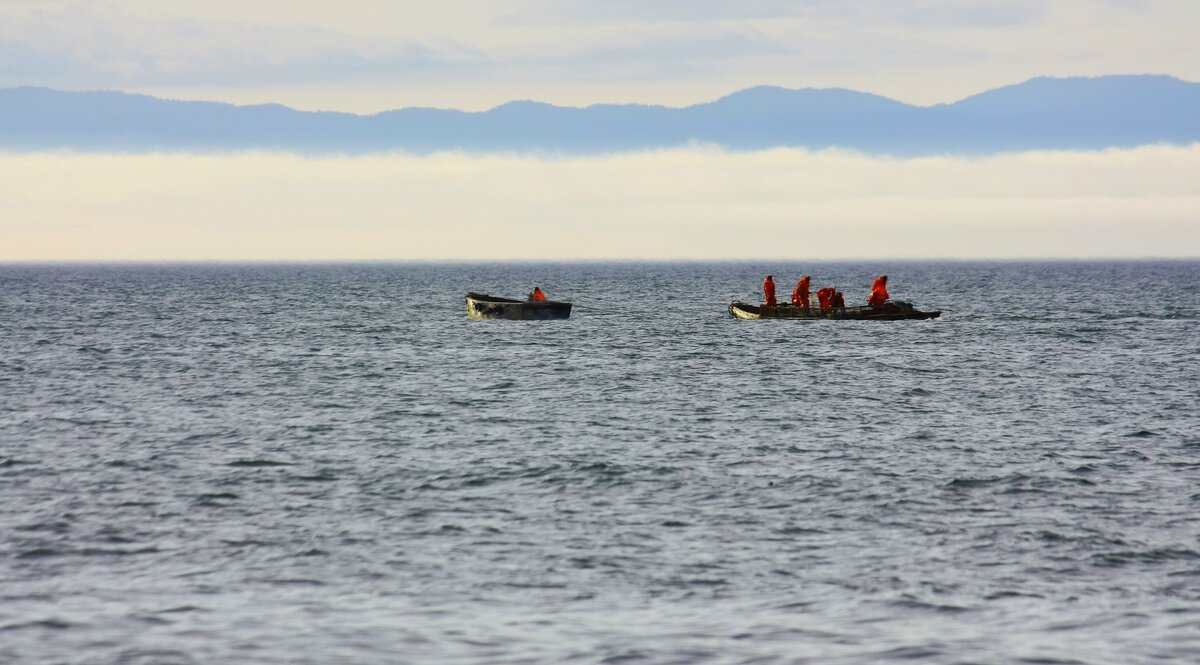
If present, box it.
[179,432,226,444]
[776,526,826,535]
[984,590,1046,601]
[0,619,74,632]
[774,600,815,610]
[1061,476,1095,486]
[221,538,271,548]
[888,598,972,614]
[14,520,70,533]
[45,416,110,426]
[876,363,945,375]
[76,345,111,354]
[77,546,160,557]
[1093,547,1200,567]
[293,470,338,482]
[866,645,946,660]
[227,459,291,467]
[495,581,569,590]
[286,423,334,433]
[17,546,159,558]
[673,576,728,587]
[599,648,654,664]
[156,605,207,614]
[195,492,239,506]
[109,649,198,665]
[521,464,563,479]
[946,474,1026,490]
[248,578,326,587]
[132,614,173,626]
[197,492,239,500]
[16,547,62,559]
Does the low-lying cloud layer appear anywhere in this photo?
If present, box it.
[2,145,1197,261]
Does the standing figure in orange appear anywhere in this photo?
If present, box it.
[763,275,777,307]
[816,286,835,312]
[528,287,547,302]
[867,275,889,306]
[791,275,811,309]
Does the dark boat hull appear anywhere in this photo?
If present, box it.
[729,300,940,321]
[465,292,572,320]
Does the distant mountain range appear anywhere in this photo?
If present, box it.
[2,75,1198,155]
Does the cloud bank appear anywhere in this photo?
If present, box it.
[2,145,1197,261]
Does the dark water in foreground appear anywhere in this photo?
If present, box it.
[2,261,1198,664]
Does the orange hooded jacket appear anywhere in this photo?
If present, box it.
[791,276,811,308]
[867,276,889,306]
[763,276,777,306]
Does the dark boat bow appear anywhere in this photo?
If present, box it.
[465,292,572,320]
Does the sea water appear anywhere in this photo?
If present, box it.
[2,261,1198,664]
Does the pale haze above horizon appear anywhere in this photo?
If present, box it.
[2,0,1199,260]
[4,147,1198,262]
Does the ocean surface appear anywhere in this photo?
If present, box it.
[2,261,1198,665]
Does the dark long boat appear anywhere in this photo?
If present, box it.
[465,292,572,320]
[729,300,940,321]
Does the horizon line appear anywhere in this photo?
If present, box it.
[3,256,1197,266]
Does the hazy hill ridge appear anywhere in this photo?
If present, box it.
[2,75,1197,155]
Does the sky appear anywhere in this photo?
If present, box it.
[2,1,1198,260]
[2,0,1198,111]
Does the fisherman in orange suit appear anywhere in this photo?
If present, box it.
[763,275,777,306]
[528,287,547,302]
[816,286,834,312]
[830,289,845,309]
[867,275,889,306]
[791,275,811,309]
